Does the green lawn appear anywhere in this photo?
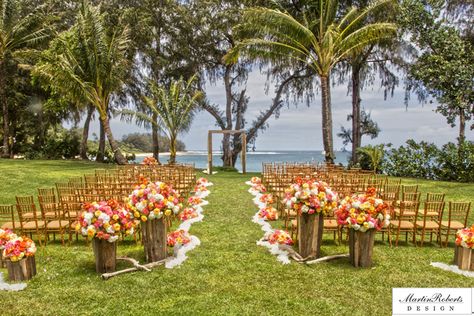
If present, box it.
[0,160,473,315]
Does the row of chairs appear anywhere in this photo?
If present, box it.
[261,162,472,247]
[0,164,197,245]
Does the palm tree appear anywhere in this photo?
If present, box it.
[357,144,385,172]
[0,0,48,158]
[124,75,203,164]
[225,0,397,163]
[34,1,130,164]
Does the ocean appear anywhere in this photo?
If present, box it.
[134,151,351,172]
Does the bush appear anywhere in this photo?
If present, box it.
[24,127,81,159]
[383,139,439,179]
[434,141,474,182]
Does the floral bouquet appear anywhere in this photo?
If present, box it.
[264,230,294,245]
[128,181,182,222]
[250,177,262,185]
[283,178,338,215]
[250,183,267,194]
[259,193,274,205]
[456,225,474,249]
[77,200,136,242]
[335,188,390,232]
[188,196,203,206]
[167,229,191,247]
[142,156,158,165]
[194,184,209,194]
[179,207,199,221]
[196,177,211,186]
[0,229,15,248]
[258,206,279,220]
[2,236,36,262]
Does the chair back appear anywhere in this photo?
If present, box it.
[447,202,471,227]
[422,201,445,221]
[426,192,445,202]
[0,204,15,231]
[401,184,419,194]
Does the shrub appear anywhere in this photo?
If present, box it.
[434,141,474,182]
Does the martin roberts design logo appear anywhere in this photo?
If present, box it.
[392,288,473,315]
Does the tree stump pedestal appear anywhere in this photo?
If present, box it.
[454,246,474,271]
[141,218,167,263]
[92,238,117,273]
[349,229,376,268]
[298,213,323,259]
[6,256,37,281]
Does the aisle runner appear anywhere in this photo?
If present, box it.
[246,177,292,264]
[166,177,212,268]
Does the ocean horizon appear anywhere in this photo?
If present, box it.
[134,150,351,172]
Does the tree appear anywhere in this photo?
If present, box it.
[357,144,385,172]
[0,0,48,158]
[337,109,380,151]
[402,0,474,147]
[126,75,203,164]
[34,1,131,164]
[226,0,397,163]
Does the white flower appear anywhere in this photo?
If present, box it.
[81,227,87,236]
[352,224,361,231]
[286,200,292,208]
[157,212,163,219]
[154,194,164,201]
[360,226,368,232]
[108,235,119,243]
[106,226,114,234]
[377,213,384,221]
[173,205,180,214]
[295,191,301,198]
[352,201,361,209]
[301,205,309,213]
[167,201,174,208]
[368,221,375,229]
[136,202,145,211]
[291,197,297,203]
[98,213,110,223]
[374,199,382,206]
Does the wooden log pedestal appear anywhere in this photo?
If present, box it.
[454,246,474,271]
[298,213,323,259]
[141,218,167,263]
[349,229,376,268]
[92,238,117,273]
[6,256,37,281]
[0,252,5,268]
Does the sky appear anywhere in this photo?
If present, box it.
[81,70,473,151]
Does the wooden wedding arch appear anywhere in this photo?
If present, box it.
[207,130,246,174]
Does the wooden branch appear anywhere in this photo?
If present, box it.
[278,245,305,262]
[116,257,151,272]
[101,258,167,280]
[305,254,349,265]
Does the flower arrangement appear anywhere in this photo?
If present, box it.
[265,230,294,245]
[128,181,182,222]
[456,225,474,249]
[251,183,267,194]
[335,187,390,232]
[188,196,203,206]
[77,200,136,242]
[283,178,338,215]
[179,207,199,221]
[142,156,158,165]
[196,177,209,186]
[0,229,14,248]
[258,206,279,220]
[194,184,209,194]
[259,193,274,205]
[2,236,36,262]
[167,229,191,247]
[250,177,262,185]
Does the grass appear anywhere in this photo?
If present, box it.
[0,160,473,315]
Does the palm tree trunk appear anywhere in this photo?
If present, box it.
[96,119,106,162]
[459,108,466,146]
[351,66,362,165]
[222,65,233,167]
[320,75,335,164]
[0,60,10,158]
[80,105,94,160]
[152,112,160,163]
[102,115,127,165]
[169,134,177,164]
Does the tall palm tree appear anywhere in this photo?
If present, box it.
[34,1,130,164]
[225,0,397,163]
[124,75,203,164]
[0,0,48,158]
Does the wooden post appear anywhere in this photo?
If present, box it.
[0,252,5,268]
[454,246,474,271]
[141,218,167,263]
[6,257,37,281]
[92,238,117,273]
[298,213,323,259]
[349,229,376,268]
[207,131,212,174]
[241,133,247,174]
